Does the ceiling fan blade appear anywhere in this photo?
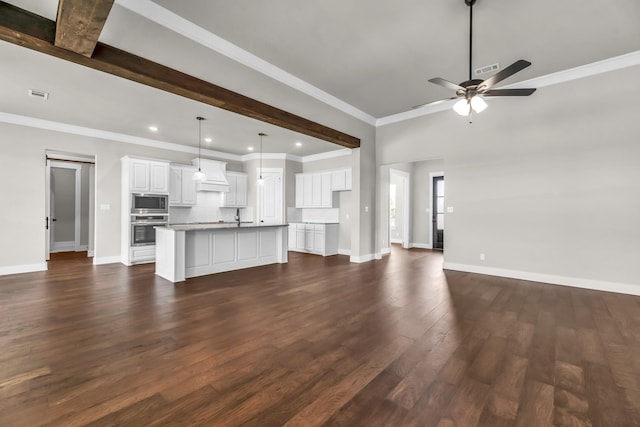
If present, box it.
[483,88,536,97]
[428,77,465,92]
[481,60,532,90]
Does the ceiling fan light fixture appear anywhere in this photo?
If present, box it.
[454,99,471,116]
[470,95,487,113]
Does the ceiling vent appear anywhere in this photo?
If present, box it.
[28,89,49,100]
[474,63,500,76]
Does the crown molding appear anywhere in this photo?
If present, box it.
[0,111,352,164]
[115,0,376,126]
[376,50,640,127]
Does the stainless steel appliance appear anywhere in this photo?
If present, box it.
[131,215,168,246]
[131,193,168,214]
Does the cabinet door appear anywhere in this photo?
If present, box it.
[296,228,305,250]
[303,174,314,207]
[149,162,169,193]
[130,160,150,193]
[311,174,322,207]
[304,228,314,251]
[320,173,332,207]
[225,175,237,206]
[180,168,196,205]
[235,174,247,206]
[288,224,296,250]
[314,231,325,253]
[168,167,182,205]
[295,175,304,208]
[331,170,346,191]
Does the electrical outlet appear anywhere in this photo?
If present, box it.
[480,253,485,261]
[365,206,369,213]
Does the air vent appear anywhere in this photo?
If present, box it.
[474,63,500,76]
[28,89,49,100]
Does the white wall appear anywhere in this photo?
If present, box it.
[376,65,640,292]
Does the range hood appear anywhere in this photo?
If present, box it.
[191,159,230,192]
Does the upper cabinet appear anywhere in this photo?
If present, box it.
[295,169,350,208]
[222,171,248,207]
[125,157,170,194]
[169,165,197,206]
[330,169,352,191]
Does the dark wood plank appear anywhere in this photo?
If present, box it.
[55,0,114,57]
[1,247,640,425]
[0,1,361,149]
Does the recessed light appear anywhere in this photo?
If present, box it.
[148,126,158,132]
[295,142,302,147]
[247,146,254,151]
[204,137,212,143]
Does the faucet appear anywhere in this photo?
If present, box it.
[235,208,241,226]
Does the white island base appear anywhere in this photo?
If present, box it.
[155,224,288,283]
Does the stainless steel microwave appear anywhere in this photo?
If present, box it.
[131,193,168,214]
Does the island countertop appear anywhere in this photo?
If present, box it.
[162,222,288,231]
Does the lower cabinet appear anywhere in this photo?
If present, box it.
[288,223,338,256]
[129,245,156,264]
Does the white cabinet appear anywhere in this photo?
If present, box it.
[288,222,338,256]
[169,165,197,206]
[331,169,352,191]
[128,158,169,194]
[295,172,333,208]
[223,171,248,207]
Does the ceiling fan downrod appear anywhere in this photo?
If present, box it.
[466,0,475,82]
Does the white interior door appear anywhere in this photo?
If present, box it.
[257,169,283,224]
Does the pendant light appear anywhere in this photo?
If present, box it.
[257,132,266,185]
[193,116,206,181]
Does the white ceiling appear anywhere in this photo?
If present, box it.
[2,0,639,155]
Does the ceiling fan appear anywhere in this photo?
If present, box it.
[426,0,536,119]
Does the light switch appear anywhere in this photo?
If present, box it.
[446,206,454,213]
[100,204,111,211]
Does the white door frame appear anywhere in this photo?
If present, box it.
[257,167,283,224]
[48,160,82,253]
[429,171,445,249]
[389,168,410,249]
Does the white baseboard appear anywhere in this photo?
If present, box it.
[410,242,432,249]
[88,250,95,257]
[0,263,48,276]
[350,253,376,263]
[390,238,403,244]
[443,262,640,297]
[381,247,391,255]
[338,249,351,256]
[93,256,122,265]
[77,245,88,252]
[51,241,75,253]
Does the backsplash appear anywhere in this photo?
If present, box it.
[169,192,252,224]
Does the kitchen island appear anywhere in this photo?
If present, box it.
[155,223,288,283]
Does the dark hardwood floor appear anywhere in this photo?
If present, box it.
[1,248,639,426]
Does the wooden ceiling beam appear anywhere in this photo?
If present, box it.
[55,0,114,57]
[0,2,360,149]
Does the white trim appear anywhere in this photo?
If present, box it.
[93,256,122,265]
[88,250,95,257]
[46,150,95,163]
[0,263,48,275]
[350,253,376,263]
[1,112,354,164]
[443,262,640,297]
[429,171,444,249]
[377,50,640,126]
[115,0,377,126]
[390,168,410,250]
[410,243,432,249]
[381,247,391,255]
[50,160,83,252]
[0,112,242,161]
[77,245,88,251]
[301,149,352,163]
[337,249,351,256]
[390,238,403,244]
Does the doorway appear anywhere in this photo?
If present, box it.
[389,169,410,249]
[431,174,445,250]
[257,168,283,224]
[45,155,95,261]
